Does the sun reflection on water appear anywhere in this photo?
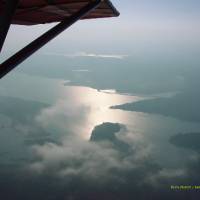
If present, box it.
[58,85,143,139]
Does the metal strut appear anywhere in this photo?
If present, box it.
[0,0,19,52]
[0,0,101,79]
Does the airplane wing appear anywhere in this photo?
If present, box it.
[0,0,119,79]
[0,0,119,25]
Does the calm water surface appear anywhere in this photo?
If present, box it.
[0,72,200,180]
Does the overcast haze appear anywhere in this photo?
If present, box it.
[0,1,200,199]
[2,0,200,60]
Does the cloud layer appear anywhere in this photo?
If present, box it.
[42,52,128,60]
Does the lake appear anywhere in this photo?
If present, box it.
[0,72,200,199]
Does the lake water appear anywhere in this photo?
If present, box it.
[1,72,200,165]
[1,72,200,199]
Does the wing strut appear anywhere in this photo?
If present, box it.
[0,0,19,52]
[0,0,101,79]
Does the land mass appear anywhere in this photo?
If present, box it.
[0,96,55,146]
[111,93,200,122]
[90,122,121,142]
[90,122,130,153]
[0,96,49,123]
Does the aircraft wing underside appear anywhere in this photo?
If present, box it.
[0,0,119,25]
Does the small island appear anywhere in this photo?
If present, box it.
[90,122,130,153]
[90,122,121,142]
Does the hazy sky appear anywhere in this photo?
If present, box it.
[2,0,200,59]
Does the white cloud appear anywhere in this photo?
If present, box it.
[42,52,128,60]
[35,99,90,137]
[29,138,122,180]
[30,98,173,185]
[70,52,128,60]
[146,168,187,187]
[28,122,156,182]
